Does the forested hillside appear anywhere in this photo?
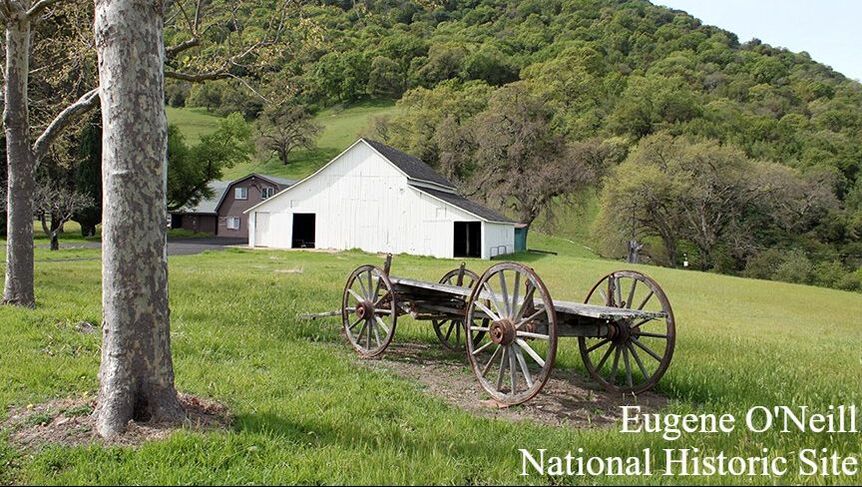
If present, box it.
[169,0,862,289]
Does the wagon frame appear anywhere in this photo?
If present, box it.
[336,255,676,406]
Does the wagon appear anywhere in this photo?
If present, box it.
[336,255,676,405]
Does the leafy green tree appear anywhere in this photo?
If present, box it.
[167,114,253,211]
[255,104,322,165]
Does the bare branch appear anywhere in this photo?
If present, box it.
[164,69,231,82]
[165,38,200,59]
[26,0,59,18]
[33,87,100,160]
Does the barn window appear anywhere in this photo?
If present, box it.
[262,187,275,199]
[453,222,481,258]
[235,187,248,200]
[226,217,241,230]
[292,213,316,249]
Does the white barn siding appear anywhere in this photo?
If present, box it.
[482,222,515,259]
[248,141,516,259]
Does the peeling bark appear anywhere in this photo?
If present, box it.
[94,0,184,438]
[3,14,36,307]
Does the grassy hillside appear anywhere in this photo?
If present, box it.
[168,101,399,182]
[0,241,860,484]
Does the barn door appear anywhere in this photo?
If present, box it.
[255,212,270,247]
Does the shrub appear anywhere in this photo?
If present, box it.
[772,249,813,284]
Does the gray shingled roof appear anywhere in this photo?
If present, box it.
[364,139,456,189]
[415,186,515,224]
[175,174,295,214]
[177,180,231,214]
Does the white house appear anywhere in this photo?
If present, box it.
[244,138,516,259]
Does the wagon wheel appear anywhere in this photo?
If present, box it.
[432,267,485,351]
[342,265,397,358]
[465,262,558,405]
[578,271,675,394]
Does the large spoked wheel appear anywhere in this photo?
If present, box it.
[432,267,483,351]
[342,265,397,358]
[465,263,558,405]
[579,271,676,394]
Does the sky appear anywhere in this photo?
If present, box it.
[658,0,862,81]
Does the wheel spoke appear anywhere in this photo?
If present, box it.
[471,326,491,332]
[348,288,364,303]
[637,291,654,310]
[482,345,502,377]
[367,317,373,348]
[455,319,461,344]
[595,343,615,370]
[514,338,545,367]
[472,339,494,355]
[511,271,521,319]
[482,282,505,318]
[374,316,390,336]
[599,288,609,306]
[355,320,368,346]
[373,290,391,307]
[628,342,651,382]
[631,317,654,329]
[348,317,363,331]
[367,270,374,300]
[626,279,637,309]
[587,338,611,353]
[516,330,549,340]
[516,308,545,329]
[508,345,518,394]
[514,283,536,321]
[614,276,622,309]
[623,346,633,387]
[631,337,663,362]
[499,271,511,317]
[357,274,369,300]
[371,320,382,347]
[609,346,621,384]
[496,347,508,390]
[443,320,454,341]
[474,300,500,322]
[514,344,533,388]
[635,331,667,339]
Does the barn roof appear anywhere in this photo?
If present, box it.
[363,139,456,190]
[415,187,515,224]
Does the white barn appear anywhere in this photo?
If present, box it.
[245,138,516,259]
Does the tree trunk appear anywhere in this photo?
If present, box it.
[3,16,36,307]
[94,0,184,438]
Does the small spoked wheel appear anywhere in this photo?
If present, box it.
[579,271,676,394]
[465,263,558,405]
[432,267,482,351]
[342,265,397,358]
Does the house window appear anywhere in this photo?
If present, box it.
[226,217,241,230]
[235,187,248,200]
[262,187,275,199]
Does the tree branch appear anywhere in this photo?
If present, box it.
[33,87,100,160]
[165,38,200,59]
[26,0,59,18]
[164,69,231,82]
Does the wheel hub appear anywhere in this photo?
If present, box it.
[610,319,632,344]
[355,301,373,320]
[490,319,516,345]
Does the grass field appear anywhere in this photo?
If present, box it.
[0,235,860,484]
[167,101,399,181]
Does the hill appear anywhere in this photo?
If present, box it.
[165,0,862,291]
[168,101,399,181]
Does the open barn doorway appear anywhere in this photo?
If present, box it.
[454,221,481,258]
[292,213,316,248]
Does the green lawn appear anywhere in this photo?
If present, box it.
[168,100,399,181]
[1,236,860,484]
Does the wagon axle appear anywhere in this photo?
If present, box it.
[489,319,517,346]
